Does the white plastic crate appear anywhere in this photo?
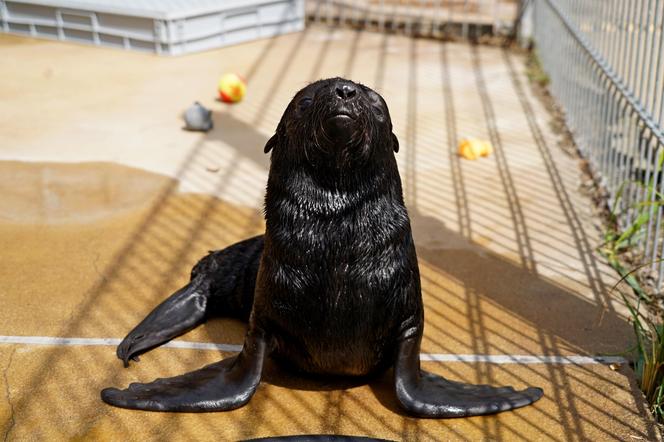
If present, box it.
[0,0,305,55]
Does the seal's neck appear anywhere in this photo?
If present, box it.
[264,155,404,219]
[262,153,412,267]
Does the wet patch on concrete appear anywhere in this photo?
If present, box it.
[0,161,170,224]
[0,161,262,342]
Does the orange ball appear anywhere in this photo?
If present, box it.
[218,73,246,103]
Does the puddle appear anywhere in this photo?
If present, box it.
[0,161,172,224]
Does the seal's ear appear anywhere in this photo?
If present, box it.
[264,134,278,153]
[391,133,400,153]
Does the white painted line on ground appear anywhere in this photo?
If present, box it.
[419,353,627,364]
[0,335,628,365]
[0,335,243,352]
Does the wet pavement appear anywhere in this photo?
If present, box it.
[0,24,660,441]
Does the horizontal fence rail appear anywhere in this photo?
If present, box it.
[533,0,664,290]
[305,0,519,37]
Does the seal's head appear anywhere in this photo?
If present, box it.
[264,78,399,171]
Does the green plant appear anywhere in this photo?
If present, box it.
[600,185,652,303]
[600,151,664,301]
[605,252,664,421]
[652,383,664,421]
[600,152,664,421]
[614,285,664,420]
[525,50,550,87]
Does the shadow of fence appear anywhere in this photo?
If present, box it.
[2,20,657,441]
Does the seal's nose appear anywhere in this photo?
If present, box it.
[335,83,357,101]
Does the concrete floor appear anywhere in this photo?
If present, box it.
[0,24,660,441]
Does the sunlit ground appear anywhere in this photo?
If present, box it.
[0,23,658,440]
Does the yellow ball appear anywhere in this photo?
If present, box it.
[218,73,246,103]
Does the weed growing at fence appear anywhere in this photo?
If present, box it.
[599,156,664,422]
[608,274,664,422]
[598,176,662,303]
[525,50,549,87]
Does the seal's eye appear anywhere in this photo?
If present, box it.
[365,90,386,122]
[297,97,313,112]
[370,101,386,122]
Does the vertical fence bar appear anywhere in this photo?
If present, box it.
[652,146,664,272]
[646,1,661,119]
[626,1,649,229]
[599,1,614,179]
[659,11,664,126]
[637,0,658,242]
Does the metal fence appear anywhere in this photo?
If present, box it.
[305,0,519,37]
[533,0,664,288]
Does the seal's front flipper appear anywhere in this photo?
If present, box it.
[394,327,543,418]
[102,330,267,412]
[117,276,211,367]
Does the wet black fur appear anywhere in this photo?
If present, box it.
[189,78,419,376]
[255,78,420,376]
[102,78,542,416]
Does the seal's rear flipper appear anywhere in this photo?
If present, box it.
[116,235,264,367]
[102,330,267,412]
[116,276,211,367]
[394,328,543,418]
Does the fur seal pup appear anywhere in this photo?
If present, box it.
[101,78,543,417]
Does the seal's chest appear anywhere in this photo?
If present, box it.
[274,275,394,376]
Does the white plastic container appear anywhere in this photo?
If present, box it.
[0,0,305,55]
